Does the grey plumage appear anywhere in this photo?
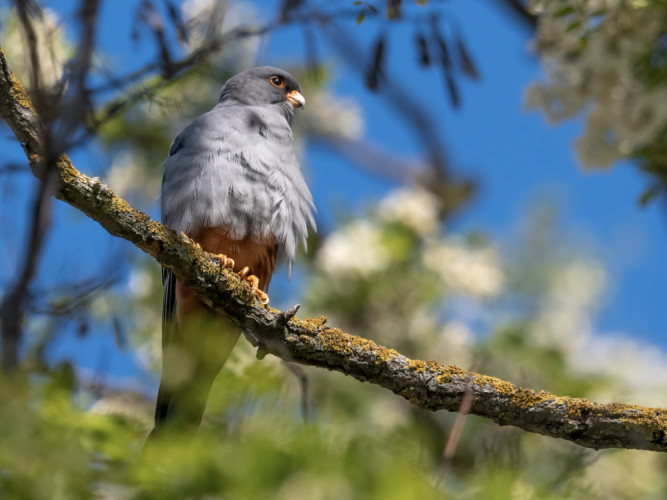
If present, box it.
[161,66,315,271]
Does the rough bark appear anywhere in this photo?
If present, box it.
[1,48,666,453]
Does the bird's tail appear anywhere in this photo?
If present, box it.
[147,269,240,441]
[150,357,218,436]
[148,319,240,440]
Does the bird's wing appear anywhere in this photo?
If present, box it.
[161,267,176,329]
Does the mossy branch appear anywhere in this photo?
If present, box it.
[1,48,666,453]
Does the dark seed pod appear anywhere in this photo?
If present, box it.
[279,0,305,23]
[455,34,480,80]
[416,33,430,66]
[373,36,386,69]
[365,69,379,91]
[386,0,402,20]
[437,36,452,69]
[365,34,385,92]
[166,1,188,44]
[444,70,460,108]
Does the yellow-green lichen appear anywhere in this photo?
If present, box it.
[563,398,596,419]
[617,407,667,432]
[107,191,135,214]
[408,359,427,372]
[435,365,466,384]
[314,327,398,363]
[511,389,555,409]
[3,51,34,111]
[374,346,399,363]
[302,316,328,332]
[318,328,353,354]
[408,359,445,373]
[57,157,80,185]
[473,374,518,394]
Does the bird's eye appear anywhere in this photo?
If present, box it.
[269,75,285,88]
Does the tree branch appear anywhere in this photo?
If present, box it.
[1,47,666,453]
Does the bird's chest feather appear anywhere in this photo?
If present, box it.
[162,107,313,265]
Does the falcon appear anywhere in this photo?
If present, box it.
[152,67,315,436]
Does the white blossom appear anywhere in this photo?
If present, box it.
[437,320,474,367]
[529,258,667,405]
[107,151,160,199]
[181,0,260,67]
[378,187,441,237]
[530,259,606,352]
[297,91,365,141]
[127,269,153,299]
[526,1,667,167]
[316,220,390,279]
[423,238,504,298]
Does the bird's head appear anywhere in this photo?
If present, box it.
[219,66,305,121]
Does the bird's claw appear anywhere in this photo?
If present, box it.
[214,253,235,269]
[238,266,269,305]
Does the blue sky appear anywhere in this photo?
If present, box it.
[2,0,665,387]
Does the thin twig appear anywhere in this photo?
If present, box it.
[497,0,537,29]
[13,0,42,94]
[437,358,483,487]
[1,164,57,373]
[283,362,310,422]
[55,0,100,143]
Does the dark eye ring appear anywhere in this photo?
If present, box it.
[270,75,285,88]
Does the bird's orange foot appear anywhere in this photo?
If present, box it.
[238,266,269,305]
[213,253,235,270]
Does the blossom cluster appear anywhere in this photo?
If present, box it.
[526,0,667,167]
[315,187,504,299]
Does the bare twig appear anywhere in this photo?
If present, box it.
[318,20,476,216]
[315,135,425,185]
[0,163,56,373]
[55,0,100,143]
[12,0,43,94]
[1,0,104,373]
[320,20,451,177]
[283,362,310,422]
[28,275,118,317]
[496,0,537,29]
[437,358,482,486]
[1,2,57,373]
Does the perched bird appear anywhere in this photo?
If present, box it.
[152,67,315,436]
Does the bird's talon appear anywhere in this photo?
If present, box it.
[214,253,235,269]
[246,274,260,291]
[255,289,269,305]
[236,266,269,304]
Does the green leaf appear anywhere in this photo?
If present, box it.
[639,184,660,206]
[356,10,365,24]
[566,19,584,32]
[555,6,575,17]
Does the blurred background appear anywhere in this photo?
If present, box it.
[1,0,667,498]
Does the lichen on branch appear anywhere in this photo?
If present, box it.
[1,47,666,453]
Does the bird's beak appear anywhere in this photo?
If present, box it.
[287,90,306,109]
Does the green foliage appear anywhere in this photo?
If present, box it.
[7,188,667,498]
